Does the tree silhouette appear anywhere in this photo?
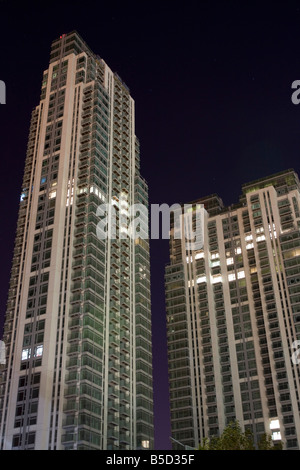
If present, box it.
[199,421,283,450]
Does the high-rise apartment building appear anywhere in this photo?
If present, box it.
[166,169,300,450]
[0,31,153,450]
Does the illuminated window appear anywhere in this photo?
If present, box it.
[257,235,266,242]
[141,440,150,449]
[272,431,281,441]
[211,260,220,267]
[34,345,43,357]
[197,276,207,284]
[226,257,234,265]
[22,348,31,361]
[246,243,254,250]
[212,275,222,284]
[245,234,253,241]
[270,419,280,430]
[228,273,236,282]
[237,270,245,279]
[195,252,204,260]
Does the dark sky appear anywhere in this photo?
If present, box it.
[1,0,300,450]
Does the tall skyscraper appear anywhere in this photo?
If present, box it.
[0,31,153,450]
[166,169,300,450]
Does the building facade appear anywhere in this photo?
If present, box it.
[0,31,153,450]
[166,169,300,449]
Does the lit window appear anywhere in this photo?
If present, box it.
[246,243,254,250]
[211,253,219,260]
[22,348,31,361]
[34,345,43,357]
[272,431,281,441]
[195,252,204,260]
[49,190,56,199]
[212,275,222,284]
[237,270,245,279]
[245,234,253,241]
[256,235,266,242]
[211,260,220,267]
[226,257,234,265]
[235,247,242,255]
[141,440,150,449]
[270,419,280,430]
[228,273,236,282]
[197,276,206,284]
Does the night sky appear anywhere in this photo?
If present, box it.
[1,0,300,450]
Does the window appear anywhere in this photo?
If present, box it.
[34,345,43,358]
[22,348,31,361]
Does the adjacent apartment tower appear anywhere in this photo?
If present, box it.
[166,169,300,449]
[0,31,153,450]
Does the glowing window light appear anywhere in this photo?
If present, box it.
[245,234,253,241]
[272,431,281,441]
[211,260,220,267]
[35,345,43,357]
[195,252,204,260]
[246,243,254,250]
[235,247,242,255]
[212,275,222,284]
[197,276,207,284]
[257,235,266,242]
[228,273,236,282]
[237,270,245,279]
[21,348,31,361]
[270,419,280,430]
[226,257,234,265]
